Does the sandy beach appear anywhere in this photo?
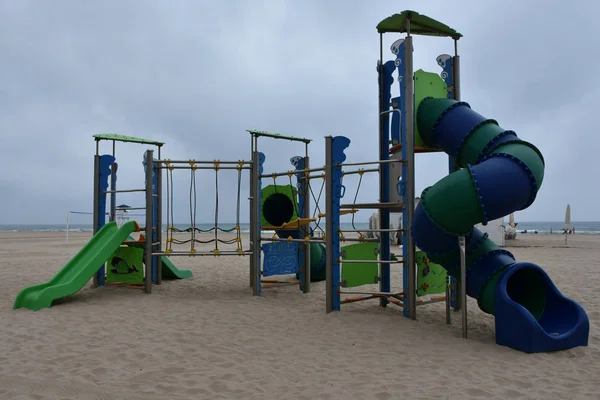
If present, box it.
[1,231,599,399]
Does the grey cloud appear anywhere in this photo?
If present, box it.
[1,0,597,225]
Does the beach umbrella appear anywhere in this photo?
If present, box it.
[509,212,515,226]
[564,204,571,246]
[563,204,571,232]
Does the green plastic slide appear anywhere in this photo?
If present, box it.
[127,236,194,280]
[161,256,193,279]
[13,221,139,311]
[124,235,193,280]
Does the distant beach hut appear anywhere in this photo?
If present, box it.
[116,204,132,227]
[504,212,517,240]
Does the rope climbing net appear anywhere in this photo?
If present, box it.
[338,168,365,242]
[162,159,251,256]
[274,171,324,239]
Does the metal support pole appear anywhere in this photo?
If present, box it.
[156,158,163,285]
[459,236,467,338]
[92,154,100,288]
[249,134,254,287]
[303,155,311,293]
[453,40,461,101]
[445,275,451,324]
[110,140,116,222]
[378,36,391,309]
[251,150,261,296]
[325,136,334,313]
[144,150,154,294]
[451,39,463,312]
[66,211,70,241]
[404,31,417,320]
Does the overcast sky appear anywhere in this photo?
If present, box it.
[1,0,597,225]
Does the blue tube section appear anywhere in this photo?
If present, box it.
[412,97,589,353]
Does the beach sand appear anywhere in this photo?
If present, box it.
[1,231,599,399]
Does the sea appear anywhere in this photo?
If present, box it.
[1,221,600,234]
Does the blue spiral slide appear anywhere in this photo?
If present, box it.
[412,97,589,353]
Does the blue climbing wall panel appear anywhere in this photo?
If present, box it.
[262,242,299,276]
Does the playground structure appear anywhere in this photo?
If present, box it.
[249,130,322,295]
[12,10,590,353]
[150,129,330,295]
[366,10,588,353]
[13,135,195,310]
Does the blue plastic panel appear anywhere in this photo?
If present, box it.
[262,242,299,277]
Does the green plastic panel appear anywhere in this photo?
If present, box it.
[93,133,164,146]
[414,70,449,148]
[428,251,459,274]
[106,246,144,284]
[260,184,298,227]
[247,129,311,143]
[457,121,504,167]
[416,251,447,296]
[340,243,379,288]
[376,10,462,38]
[120,236,193,279]
[421,168,484,236]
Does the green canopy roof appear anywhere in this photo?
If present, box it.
[377,10,462,39]
[93,133,164,146]
[247,129,312,144]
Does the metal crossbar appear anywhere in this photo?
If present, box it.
[340,201,403,209]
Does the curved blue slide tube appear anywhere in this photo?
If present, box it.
[413,97,589,353]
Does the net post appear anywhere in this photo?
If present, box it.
[92,154,100,288]
[445,274,451,324]
[325,136,334,312]
[303,154,311,293]
[66,211,70,242]
[144,149,154,294]
[249,133,255,288]
[404,27,417,320]
[451,38,463,312]
[459,235,467,338]
[155,156,163,285]
[110,140,116,223]
[251,150,262,296]
[378,42,392,310]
